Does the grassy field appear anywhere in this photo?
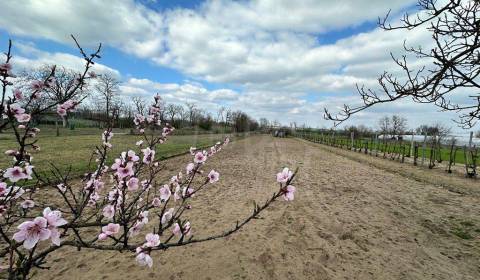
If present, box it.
[0,126,231,179]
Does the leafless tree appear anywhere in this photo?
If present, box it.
[94,73,120,125]
[132,96,146,115]
[325,0,480,128]
[165,104,182,126]
[391,115,408,137]
[378,116,391,139]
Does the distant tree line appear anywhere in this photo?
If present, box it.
[18,69,263,133]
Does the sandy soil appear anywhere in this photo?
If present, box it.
[31,135,480,280]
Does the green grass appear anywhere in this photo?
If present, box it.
[0,126,231,179]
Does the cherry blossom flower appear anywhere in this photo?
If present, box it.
[189,147,196,155]
[283,185,296,201]
[9,103,24,115]
[173,222,191,236]
[144,233,160,247]
[13,217,51,249]
[208,170,220,183]
[161,208,174,225]
[276,167,293,183]
[186,163,195,174]
[13,89,23,100]
[102,130,113,142]
[152,197,161,207]
[56,105,67,117]
[56,183,66,193]
[103,205,115,220]
[159,185,171,201]
[3,166,28,182]
[0,182,6,196]
[142,147,155,164]
[116,162,134,179]
[127,177,139,191]
[21,200,35,209]
[194,151,207,164]
[98,223,120,240]
[43,207,68,246]
[136,251,153,268]
[30,80,45,91]
[15,113,31,123]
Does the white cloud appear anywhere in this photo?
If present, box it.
[1,0,476,132]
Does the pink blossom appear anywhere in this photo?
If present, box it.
[283,185,296,201]
[159,185,171,201]
[193,151,207,164]
[189,147,196,155]
[144,233,160,247]
[116,162,134,179]
[111,158,122,170]
[276,167,293,183]
[3,166,28,182]
[24,165,34,180]
[182,187,194,198]
[103,205,115,220]
[173,222,191,236]
[186,163,195,174]
[98,223,120,240]
[13,217,51,249]
[136,252,153,268]
[21,200,35,209]
[124,150,139,162]
[207,170,220,183]
[161,208,174,225]
[127,177,139,191]
[15,113,31,123]
[152,197,161,207]
[56,183,66,193]
[9,103,25,115]
[102,130,113,142]
[30,80,45,91]
[43,207,68,246]
[13,89,23,100]
[56,105,67,117]
[43,207,67,227]
[142,147,155,164]
[0,182,6,196]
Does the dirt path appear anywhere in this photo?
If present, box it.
[34,135,480,280]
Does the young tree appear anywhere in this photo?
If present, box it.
[325,0,480,128]
[0,40,299,279]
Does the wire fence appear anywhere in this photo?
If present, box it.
[293,130,479,179]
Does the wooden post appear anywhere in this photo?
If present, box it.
[350,132,354,150]
[421,132,427,165]
[410,133,414,157]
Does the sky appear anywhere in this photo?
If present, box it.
[0,0,476,134]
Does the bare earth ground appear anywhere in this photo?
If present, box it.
[32,135,480,280]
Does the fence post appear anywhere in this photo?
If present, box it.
[410,133,414,157]
[350,132,354,150]
[421,132,427,165]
